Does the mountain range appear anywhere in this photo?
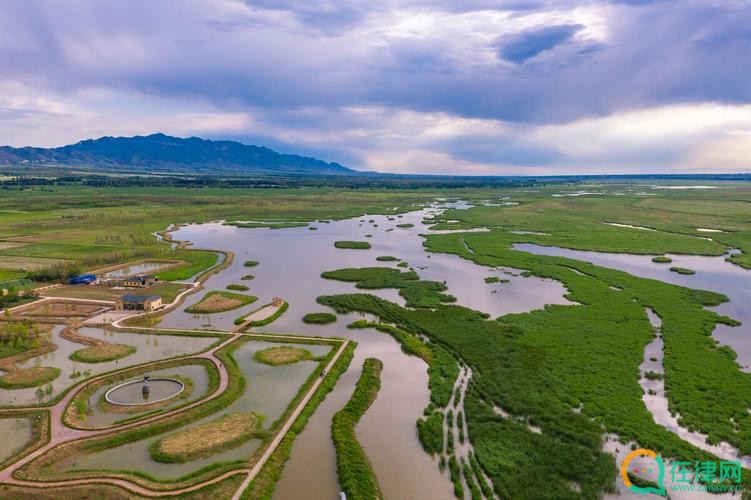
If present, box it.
[0,133,356,175]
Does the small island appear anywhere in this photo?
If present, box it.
[70,344,136,363]
[334,241,372,250]
[303,312,337,324]
[226,283,249,291]
[670,267,696,275]
[254,346,315,365]
[652,256,673,263]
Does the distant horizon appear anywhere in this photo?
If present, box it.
[2,1,751,175]
[3,131,751,178]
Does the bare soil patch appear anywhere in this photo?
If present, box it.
[20,302,102,318]
[185,291,256,314]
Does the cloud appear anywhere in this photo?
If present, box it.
[497,23,583,63]
[0,0,749,174]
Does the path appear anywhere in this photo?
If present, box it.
[0,245,349,497]
[0,333,235,484]
[229,301,285,333]
[0,329,348,498]
[231,339,350,500]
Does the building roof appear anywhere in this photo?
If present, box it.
[120,294,161,303]
[126,274,156,280]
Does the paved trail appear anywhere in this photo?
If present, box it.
[0,328,347,498]
[0,252,348,498]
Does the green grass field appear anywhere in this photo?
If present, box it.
[2,180,751,496]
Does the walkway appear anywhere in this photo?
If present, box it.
[0,328,348,499]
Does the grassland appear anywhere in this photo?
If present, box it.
[321,267,456,308]
[317,238,751,497]
[150,412,264,463]
[69,344,136,363]
[0,185,457,293]
[185,291,257,314]
[0,366,60,389]
[253,346,314,365]
[3,181,751,495]
[331,358,384,500]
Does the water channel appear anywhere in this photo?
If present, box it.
[162,202,573,499]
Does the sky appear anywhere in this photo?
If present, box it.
[1,0,750,175]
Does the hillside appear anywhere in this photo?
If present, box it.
[0,133,356,175]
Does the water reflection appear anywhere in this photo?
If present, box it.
[163,204,573,499]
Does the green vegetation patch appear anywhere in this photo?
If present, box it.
[334,241,372,250]
[396,223,414,228]
[241,275,255,280]
[243,260,259,267]
[331,358,384,500]
[0,367,60,389]
[225,221,308,230]
[652,256,673,263]
[254,346,315,366]
[484,276,509,284]
[302,312,337,325]
[670,266,696,275]
[375,256,398,262]
[185,290,257,314]
[69,344,136,363]
[150,412,264,463]
[156,251,218,281]
[321,267,455,308]
[226,283,249,291]
[317,242,750,497]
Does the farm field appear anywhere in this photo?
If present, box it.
[1,180,750,499]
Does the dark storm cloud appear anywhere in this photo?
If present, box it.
[2,0,751,124]
[497,24,583,63]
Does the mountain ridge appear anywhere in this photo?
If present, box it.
[0,133,357,175]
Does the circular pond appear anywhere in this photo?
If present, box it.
[105,378,185,406]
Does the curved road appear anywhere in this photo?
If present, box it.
[0,329,347,498]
